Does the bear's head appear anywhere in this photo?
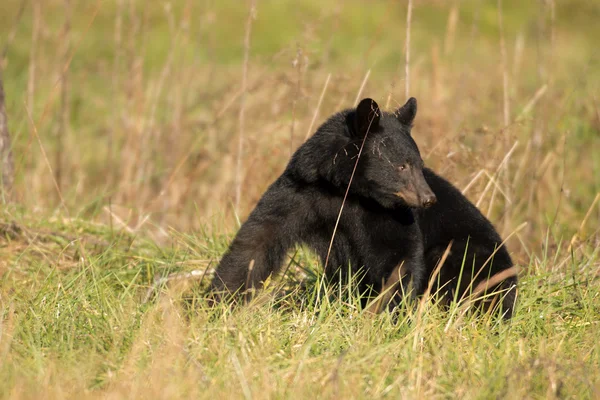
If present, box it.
[348,97,436,209]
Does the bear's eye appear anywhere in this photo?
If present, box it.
[399,164,409,171]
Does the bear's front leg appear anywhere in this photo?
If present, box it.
[209,182,307,303]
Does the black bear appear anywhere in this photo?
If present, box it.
[418,169,518,318]
[210,98,436,307]
[209,97,517,318]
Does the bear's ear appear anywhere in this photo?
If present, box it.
[396,97,417,126]
[354,98,381,137]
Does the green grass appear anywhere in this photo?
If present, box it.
[0,207,599,398]
[1,0,600,397]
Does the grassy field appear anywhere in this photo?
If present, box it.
[1,0,599,398]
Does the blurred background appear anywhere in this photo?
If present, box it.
[1,0,598,260]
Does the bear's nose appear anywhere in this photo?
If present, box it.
[422,194,437,208]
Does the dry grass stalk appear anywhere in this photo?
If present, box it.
[512,32,525,80]
[110,0,125,177]
[431,42,441,107]
[289,46,304,155]
[385,82,395,110]
[24,104,67,213]
[497,0,510,128]
[118,0,144,203]
[412,241,453,352]
[444,3,459,56]
[0,74,14,201]
[235,0,258,214]
[169,0,193,177]
[470,266,519,298]
[461,169,486,195]
[443,266,520,326]
[567,193,600,253]
[54,0,72,194]
[365,263,406,315]
[452,266,519,324]
[475,140,518,209]
[28,0,41,115]
[497,0,513,229]
[419,241,454,308]
[405,0,413,98]
[446,266,520,331]
[304,73,332,141]
[354,69,371,107]
[323,110,377,272]
[548,0,556,57]
[516,84,548,121]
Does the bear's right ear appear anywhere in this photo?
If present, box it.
[353,98,381,137]
[396,97,417,126]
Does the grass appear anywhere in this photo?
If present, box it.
[1,0,599,398]
[0,207,599,398]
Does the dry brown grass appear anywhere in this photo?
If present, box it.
[0,0,598,278]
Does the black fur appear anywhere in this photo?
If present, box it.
[210,98,435,305]
[418,169,517,318]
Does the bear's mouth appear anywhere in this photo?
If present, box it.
[394,189,437,208]
[393,190,420,207]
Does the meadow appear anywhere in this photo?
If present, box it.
[0,0,599,398]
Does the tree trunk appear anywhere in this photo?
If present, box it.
[0,72,15,201]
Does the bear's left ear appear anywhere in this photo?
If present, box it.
[396,97,417,127]
[354,98,381,137]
